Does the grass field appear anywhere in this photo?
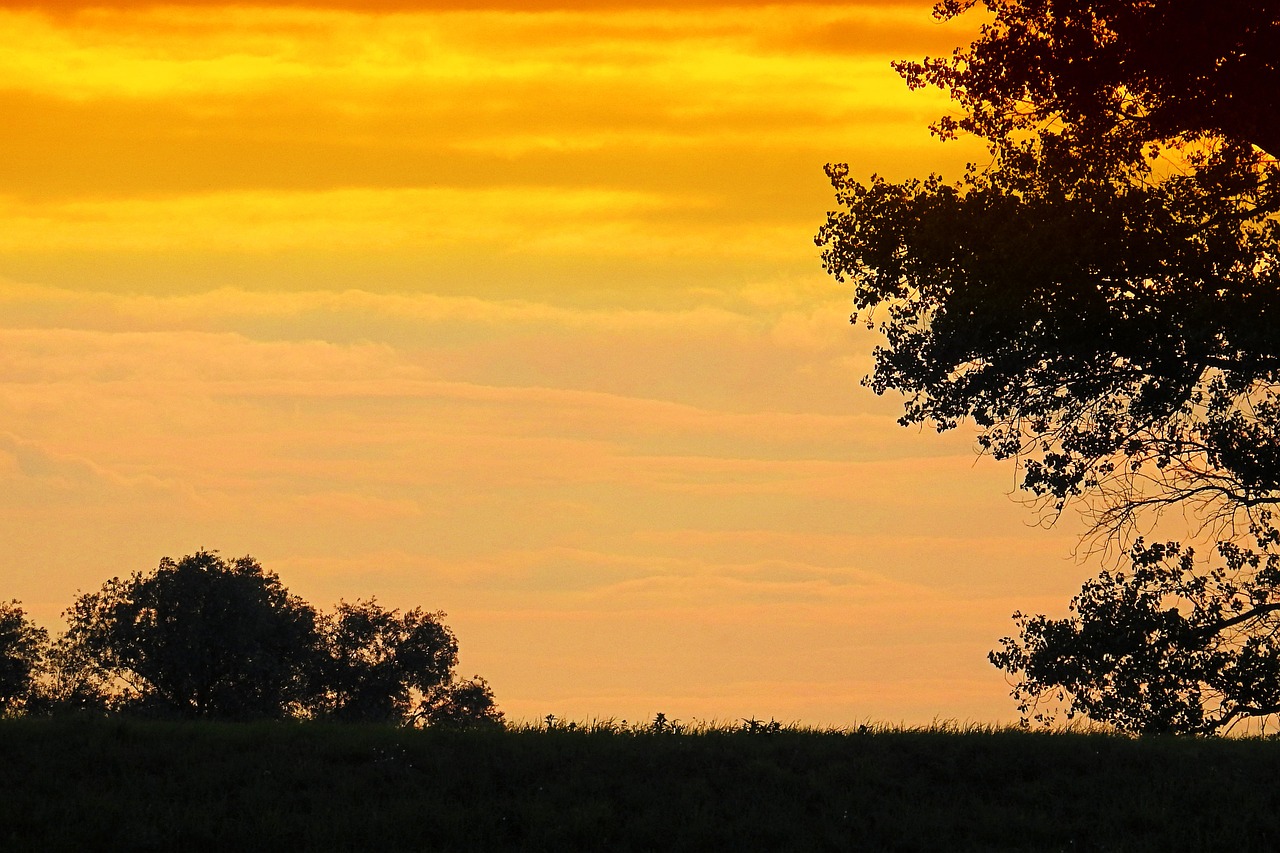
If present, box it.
[2,715,1278,851]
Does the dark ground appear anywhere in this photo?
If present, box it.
[2,716,1276,851]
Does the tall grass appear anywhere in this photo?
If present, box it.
[2,714,1277,851]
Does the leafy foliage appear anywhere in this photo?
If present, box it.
[901,0,1280,165]
[58,551,322,720]
[19,551,501,727]
[818,0,1280,525]
[319,598,460,723]
[991,537,1280,734]
[0,601,48,715]
[417,675,505,730]
[818,1,1280,732]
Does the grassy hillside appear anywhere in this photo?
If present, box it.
[2,716,1277,851]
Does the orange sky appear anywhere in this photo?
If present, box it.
[1,0,1095,725]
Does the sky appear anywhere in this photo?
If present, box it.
[2,0,1096,725]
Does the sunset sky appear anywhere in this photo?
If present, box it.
[2,0,1095,725]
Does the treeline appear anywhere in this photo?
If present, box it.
[0,550,502,727]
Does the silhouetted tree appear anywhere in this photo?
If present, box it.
[906,0,1279,168]
[416,675,505,730]
[819,2,1280,531]
[0,600,48,715]
[59,551,322,719]
[817,1,1280,732]
[318,599,459,723]
[991,538,1280,735]
[6,552,504,727]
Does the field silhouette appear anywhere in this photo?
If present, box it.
[3,715,1278,851]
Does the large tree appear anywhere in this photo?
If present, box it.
[818,0,1280,733]
[58,551,323,719]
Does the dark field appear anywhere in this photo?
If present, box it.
[3,717,1278,852]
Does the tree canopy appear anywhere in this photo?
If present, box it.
[15,550,502,728]
[990,538,1280,734]
[0,600,47,716]
[318,598,502,728]
[820,0,1280,531]
[57,551,321,719]
[907,0,1279,164]
[818,0,1280,733]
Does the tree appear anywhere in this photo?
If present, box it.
[318,598,460,723]
[817,1,1280,732]
[819,1,1280,530]
[59,551,322,719]
[0,600,48,715]
[903,0,1280,167]
[991,538,1280,735]
[416,675,505,730]
[7,551,504,727]
[318,599,506,729]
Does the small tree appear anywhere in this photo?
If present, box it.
[318,599,459,724]
[0,600,48,715]
[418,675,505,730]
[60,551,322,720]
